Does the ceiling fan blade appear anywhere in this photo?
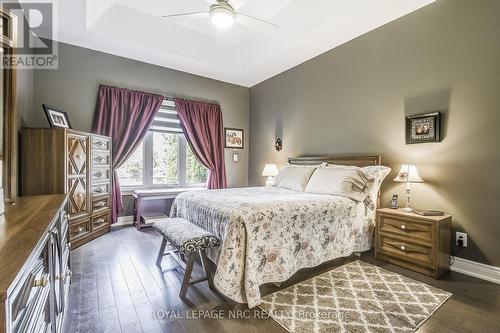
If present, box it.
[235,13,278,33]
[161,12,210,20]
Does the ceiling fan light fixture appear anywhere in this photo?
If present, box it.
[210,5,235,28]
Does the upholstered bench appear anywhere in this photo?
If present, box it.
[153,217,220,299]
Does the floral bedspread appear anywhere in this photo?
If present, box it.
[171,187,375,308]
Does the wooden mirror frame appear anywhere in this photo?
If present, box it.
[1,9,17,202]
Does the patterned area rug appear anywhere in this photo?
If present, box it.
[260,260,451,333]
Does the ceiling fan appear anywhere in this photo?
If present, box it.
[161,0,278,31]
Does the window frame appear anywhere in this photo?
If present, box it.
[118,100,208,190]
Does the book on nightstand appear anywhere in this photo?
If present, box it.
[413,210,444,216]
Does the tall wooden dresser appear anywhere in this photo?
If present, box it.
[21,128,113,248]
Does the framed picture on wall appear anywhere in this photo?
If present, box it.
[224,128,244,149]
[43,104,72,129]
[406,112,441,144]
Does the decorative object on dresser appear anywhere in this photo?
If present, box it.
[375,207,451,278]
[21,128,112,248]
[406,112,441,144]
[393,163,423,212]
[0,194,70,333]
[414,209,445,216]
[261,163,279,187]
[42,104,72,129]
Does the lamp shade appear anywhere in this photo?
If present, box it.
[262,163,279,177]
[393,164,424,183]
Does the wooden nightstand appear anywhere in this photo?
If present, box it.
[375,208,452,278]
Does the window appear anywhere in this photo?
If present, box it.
[117,99,208,188]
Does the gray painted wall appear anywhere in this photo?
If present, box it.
[26,41,249,188]
[249,0,500,266]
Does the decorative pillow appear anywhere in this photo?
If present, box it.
[320,164,391,203]
[359,165,392,202]
[305,167,375,202]
[273,165,317,191]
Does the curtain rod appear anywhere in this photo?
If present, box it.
[163,95,219,107]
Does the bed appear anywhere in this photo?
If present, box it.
[171,155,385,308]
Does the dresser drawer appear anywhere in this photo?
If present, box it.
[379,214,434,243]
[92,167,111,183]
[378,232,435,268]
[92,196,110,213]
[92,151,111,167]
[10,257,50,333]
[92,182,110,197]
[92,136,111,151]
[69,219,91,240]
[92,211,111,230]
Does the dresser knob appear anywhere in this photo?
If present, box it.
[400,245,406,251]
[400,224,406,230]
[33,276,48,288]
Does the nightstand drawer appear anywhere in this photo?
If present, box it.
[379,215,434,243]
[378,232,434,268]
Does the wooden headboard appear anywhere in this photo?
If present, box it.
[288,155,381,167]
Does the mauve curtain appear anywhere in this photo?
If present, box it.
[93,85,164,223]
[174,98,227,189]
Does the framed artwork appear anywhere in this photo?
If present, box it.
[406,112,441,144]
[224,127,244,149]
[43,104,72,129]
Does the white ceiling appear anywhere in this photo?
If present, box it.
[30,0,434,87]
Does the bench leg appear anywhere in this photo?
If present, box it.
[199,249,215,291]
[179,253,196,299]
[156,238,168,268]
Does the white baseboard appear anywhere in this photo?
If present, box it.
[451,257,500,285]
[113,215,134,227]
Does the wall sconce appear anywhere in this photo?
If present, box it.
[274,138,282,151]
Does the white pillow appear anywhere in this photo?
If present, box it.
[273,166,316,191]
[305,167,375,201]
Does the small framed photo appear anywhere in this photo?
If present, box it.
[406,112,441,144]
[43,104,72,129]
[224,127,244,149]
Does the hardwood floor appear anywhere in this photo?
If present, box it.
[64,226,500,333]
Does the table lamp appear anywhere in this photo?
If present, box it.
[393,164,424,213]
[262,163,279,187]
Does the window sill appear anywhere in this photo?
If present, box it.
[121,186,205,196]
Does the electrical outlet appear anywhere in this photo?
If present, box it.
[456,232,468,247]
